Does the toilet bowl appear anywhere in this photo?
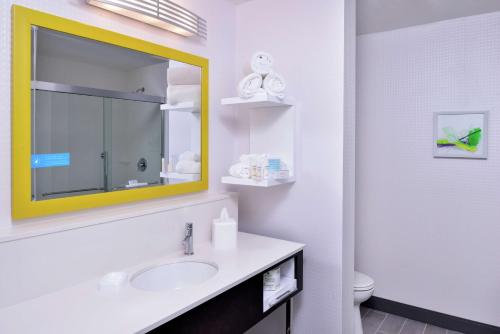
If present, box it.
[353,271,375,334]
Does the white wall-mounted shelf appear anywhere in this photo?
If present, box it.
[221,93,294,108]
[161,101,199,113]
[221,91,297,188]
[221,176,295,188]
[160,172,200,181]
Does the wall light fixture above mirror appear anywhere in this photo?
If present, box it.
[12,5,208,219]
[86,0,207,39]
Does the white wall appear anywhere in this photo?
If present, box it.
[235,1,354,333]
[0,0,237,228]
[356,12,500,326]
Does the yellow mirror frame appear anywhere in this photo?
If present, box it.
[11,5,209,219]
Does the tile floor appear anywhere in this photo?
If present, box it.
[361,307,464,334]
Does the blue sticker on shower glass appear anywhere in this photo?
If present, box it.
[31,153,70,169]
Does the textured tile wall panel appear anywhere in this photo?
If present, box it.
[356,12,500,327]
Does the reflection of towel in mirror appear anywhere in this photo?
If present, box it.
[263,71,286,99]
[167,85,201,105]
[238,73,265,99]
[179,151,200,162]
[250,51,274,75]
[176,160,201,174]
[229,163,251,179]
[167,66,201,85]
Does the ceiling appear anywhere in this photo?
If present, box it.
[358,0,500,35]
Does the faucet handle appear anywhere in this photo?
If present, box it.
[185,222,193,236]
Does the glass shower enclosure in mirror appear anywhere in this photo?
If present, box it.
[31,27,202,201]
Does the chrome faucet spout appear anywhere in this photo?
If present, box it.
[183,222,194,255]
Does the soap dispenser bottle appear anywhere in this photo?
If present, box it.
[212,207,238,250]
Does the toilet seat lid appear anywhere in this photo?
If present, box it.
[354,271,374,291]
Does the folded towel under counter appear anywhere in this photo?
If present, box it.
[263,277,297,312]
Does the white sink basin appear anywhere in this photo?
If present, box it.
[131,260,218,291]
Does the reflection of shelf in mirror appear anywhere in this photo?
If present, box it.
[221,93,294,108]
[221,176,295,187]
[160,101,199,113]
[160,172,200,181]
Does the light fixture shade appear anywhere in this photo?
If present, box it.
[87,0,207,39]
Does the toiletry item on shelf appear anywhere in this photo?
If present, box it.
[263,71,286,99]
[238,73,265,98]
[212,207,238,250]
[263,268,281,291]
[229,162,251,179]
[167,155,176,173]
[161,157,166,173]
[167,66,201,85]
[228,154,290,181]
[251,51,274,75]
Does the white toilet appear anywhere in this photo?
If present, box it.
[353,271,375,334]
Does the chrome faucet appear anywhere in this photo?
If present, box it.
[183,222,194,255]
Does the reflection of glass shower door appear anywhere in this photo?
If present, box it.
[104,98,162,190]
[33,91,104,200]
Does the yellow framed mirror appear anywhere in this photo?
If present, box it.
[12,5,209,219]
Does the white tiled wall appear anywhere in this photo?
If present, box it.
[356,12,500,326]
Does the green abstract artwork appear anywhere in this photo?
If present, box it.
[434,112,488,159]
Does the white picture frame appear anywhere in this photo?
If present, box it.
[433,111,488,159]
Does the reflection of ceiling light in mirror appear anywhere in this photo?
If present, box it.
[86,0,207,39]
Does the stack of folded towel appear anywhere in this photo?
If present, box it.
[175,151,200,174]
[229,154,289,181]
[166,65,201,107]
[238,51,286,100]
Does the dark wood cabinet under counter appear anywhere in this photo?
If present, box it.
[150,251,303,334]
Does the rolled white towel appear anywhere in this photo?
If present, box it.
[229,163,250,179]
[179,151,200,162]
[167,85,201,105]
[263,71,286,99]
[238,73,265,99]
[167,66,201,85]
[251,51,274,75]
[175,160,201,174]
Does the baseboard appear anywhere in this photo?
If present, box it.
[362,296,500,334]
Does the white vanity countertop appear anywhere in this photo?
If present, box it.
[0,232,304,334]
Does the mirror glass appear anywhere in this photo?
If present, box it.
[30,27,202,201]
